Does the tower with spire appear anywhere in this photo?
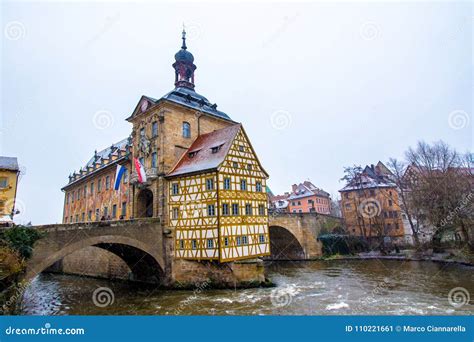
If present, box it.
[172,29,196,89]
[61,28,270,281]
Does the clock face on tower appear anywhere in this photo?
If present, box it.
[140,100,149,112]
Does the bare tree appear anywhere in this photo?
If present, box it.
[387,158,422,246]
[405,141,473,250]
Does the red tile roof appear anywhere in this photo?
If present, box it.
[166,124,241,177]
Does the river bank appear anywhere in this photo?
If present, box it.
[327,250,474,267]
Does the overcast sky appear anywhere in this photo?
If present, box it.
[1,1,472,225]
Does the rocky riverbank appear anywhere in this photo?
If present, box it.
[331,250,474,267]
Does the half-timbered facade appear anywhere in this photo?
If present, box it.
[167,124,270,262]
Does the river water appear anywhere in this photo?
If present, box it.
[20,260,473,315]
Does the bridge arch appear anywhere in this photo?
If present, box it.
[268,225,306,260]
[26,235,164,284]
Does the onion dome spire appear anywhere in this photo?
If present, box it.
[173,28,196,89]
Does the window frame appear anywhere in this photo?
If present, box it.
[152,121,158,138]
[182,122,191,138]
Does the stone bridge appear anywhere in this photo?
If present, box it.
[25,219,170,284]
[23,214,342,285]
[268,212,342,260]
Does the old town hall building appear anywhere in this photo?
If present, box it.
[62,31,270,262]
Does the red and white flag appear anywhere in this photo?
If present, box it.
[134,158,147,183]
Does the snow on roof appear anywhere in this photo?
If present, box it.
[0,156,19,171]
[287,181,330,200]
[162,87,232,121]
[339,174,396,192]
[166,124,241,178]
[129,88,233,122]
[64,138,130,189]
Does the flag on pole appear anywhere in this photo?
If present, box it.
[134,158,147,183]
[114,164,127,190]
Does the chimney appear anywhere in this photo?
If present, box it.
[292,184,297,193]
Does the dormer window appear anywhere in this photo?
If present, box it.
[188,150,200,158]
[211,144,223,154]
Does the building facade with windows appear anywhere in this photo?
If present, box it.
[167,124,270,262]
[61,31,270,262]
[0,157,20,224]
[287,181,331,214]
[339,161,406,243]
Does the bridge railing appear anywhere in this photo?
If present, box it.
[268,209,342,220]
[17,217,162,232]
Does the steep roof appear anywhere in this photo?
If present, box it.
[63,138,130,189]
[0,157,19,171]
[340,161,396,192]
[84,138,129,169]
[162,87,231,120]
[127,87,233,122]
[166,124,241,178]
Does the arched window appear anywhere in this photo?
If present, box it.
[182,122,191,138]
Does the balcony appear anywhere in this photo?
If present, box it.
[130,167,159,185]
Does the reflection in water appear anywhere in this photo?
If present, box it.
[21,260,474,315]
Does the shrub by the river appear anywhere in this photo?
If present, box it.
[0,247,24,291]
[0,226,43,259]
[318,234,369,256]
[0,226,43,292]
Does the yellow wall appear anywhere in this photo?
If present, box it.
[168,127,270,262]
[0,169,19,217]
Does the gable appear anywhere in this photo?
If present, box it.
[218,127,268,178]
[126,95,159,122]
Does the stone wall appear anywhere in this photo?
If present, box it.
[60,246,131,280]
[172,258,266,288]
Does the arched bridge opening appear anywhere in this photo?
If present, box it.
[26,235,165,285]
[268,225,306,260]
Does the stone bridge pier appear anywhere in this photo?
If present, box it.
[268,213,342,260]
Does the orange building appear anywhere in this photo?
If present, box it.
[339,162,405,242]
